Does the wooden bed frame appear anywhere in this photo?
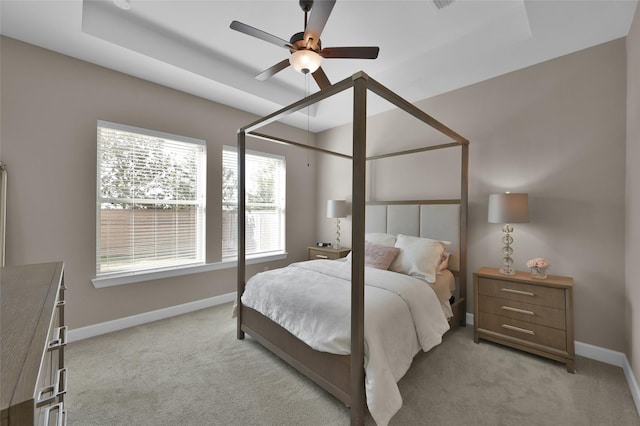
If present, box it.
[236,72,469,425]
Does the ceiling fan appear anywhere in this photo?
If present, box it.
[230,0,379,90]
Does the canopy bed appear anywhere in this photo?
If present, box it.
[236,71,469,425]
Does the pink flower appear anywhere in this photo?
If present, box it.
[526,257,549,268]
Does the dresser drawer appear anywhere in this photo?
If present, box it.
[478,295,566,330]
[478,312,567,351]
[477,277,565,309]
[36,299,66,417]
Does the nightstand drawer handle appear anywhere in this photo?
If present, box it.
[501,324,535,335]
[501,306,535,316]
[315,255,329,259]
[501,288,535,297]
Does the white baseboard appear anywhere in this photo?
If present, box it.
[624,357,640,417]
[574,340,626,367]
[67,292,236,343]
[465,313,640,416]
[466,312,474,327]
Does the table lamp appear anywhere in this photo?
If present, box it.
[327,200,347,249]
[488,192,529,275]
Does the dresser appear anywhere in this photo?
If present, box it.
[473,267,575,373]
[307,246,351,260]
[1,262,67,425]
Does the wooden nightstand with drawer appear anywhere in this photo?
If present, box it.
[307,246,351,260]
[473,267,575,373]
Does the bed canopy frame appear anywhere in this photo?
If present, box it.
[237,71,469,425]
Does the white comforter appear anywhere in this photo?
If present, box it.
[241,259,450,425]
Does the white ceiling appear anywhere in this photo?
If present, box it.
[1,0,637,132]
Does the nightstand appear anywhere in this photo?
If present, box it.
[473,267,575,373]
[307,246,351,260]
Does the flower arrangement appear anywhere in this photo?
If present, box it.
[527,257,549,279]
[526,257,550,269]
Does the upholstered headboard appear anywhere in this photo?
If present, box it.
[365,202,461,272]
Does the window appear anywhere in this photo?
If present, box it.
[96,121,206,276]
[222,146,285,259]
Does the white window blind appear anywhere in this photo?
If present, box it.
[96,120,206,276]
[222,146,285,259]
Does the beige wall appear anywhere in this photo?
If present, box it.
[316,39,628,351]
[0,30,634,354]
[0,36,318,329]
[626,2,640,388]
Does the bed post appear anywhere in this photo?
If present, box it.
[351,72,367,426]
[237,130,246,340]
[459,141,469,327]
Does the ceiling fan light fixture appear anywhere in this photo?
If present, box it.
[113,0,131,10]
[289,50,322,74]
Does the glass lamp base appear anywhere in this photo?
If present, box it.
[333,218,341,251]
[499,229,515,275]
[499,266,516,275]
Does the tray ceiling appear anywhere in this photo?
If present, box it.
[1,0,636,131]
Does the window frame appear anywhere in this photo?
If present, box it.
[222,145,286,260]
[95,120,207,279]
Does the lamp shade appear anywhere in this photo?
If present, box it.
[488,193,529,223]
[289,50,322,74]
[327,200,347,219]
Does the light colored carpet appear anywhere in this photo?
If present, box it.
[66,303,640,425]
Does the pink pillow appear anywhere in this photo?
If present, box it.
[364,241,401,270]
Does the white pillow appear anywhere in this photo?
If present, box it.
[390,234,451,283]
[364,233,397,247]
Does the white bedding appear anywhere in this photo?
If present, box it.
[241,259,450,426]
[433,269,456,319]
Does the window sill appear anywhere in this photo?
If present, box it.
[91,252,288,288]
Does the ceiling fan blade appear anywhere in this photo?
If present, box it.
[230,20,293,50]
[312,67,331,90]
[256,59,291,81]
[320,46,380,59]
[304,0,336,45]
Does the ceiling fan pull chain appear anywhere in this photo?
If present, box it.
[306,73,311,167]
